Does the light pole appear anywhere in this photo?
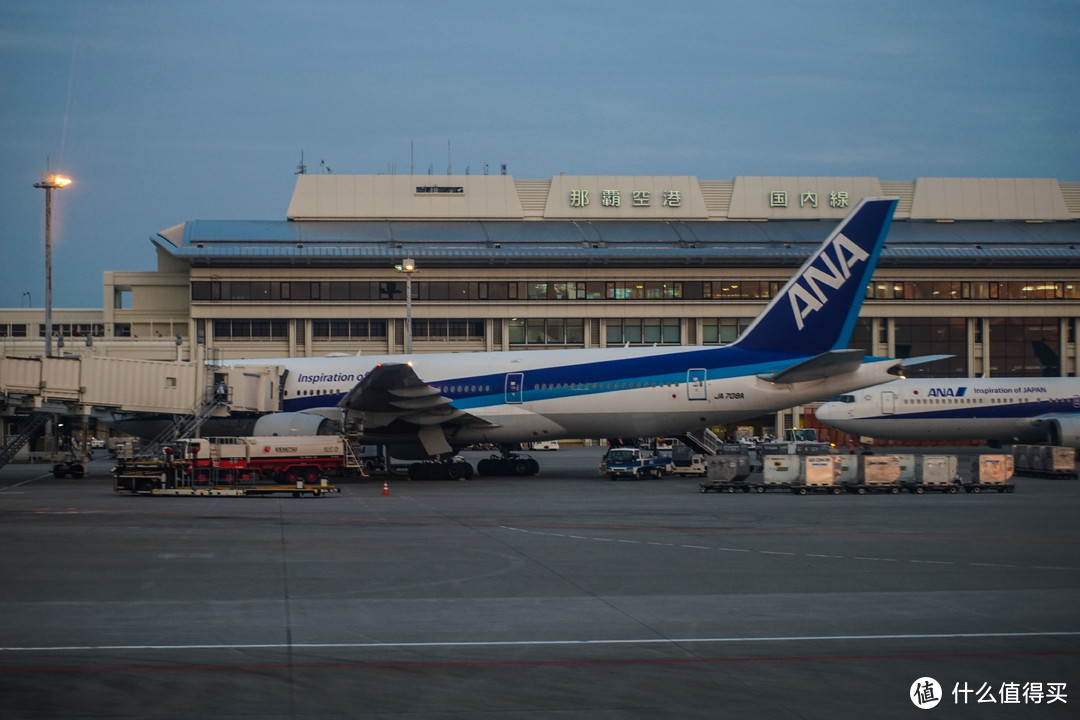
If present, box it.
[33,172,72,358]
[395,258,416,353]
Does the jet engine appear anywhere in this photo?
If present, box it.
[252,412,338,437]
[1043,414,1080,449]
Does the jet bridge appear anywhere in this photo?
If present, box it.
[0,355,283,424]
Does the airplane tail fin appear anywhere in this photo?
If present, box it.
[732,197,897,355]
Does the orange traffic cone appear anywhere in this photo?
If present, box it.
[382,480,389,496]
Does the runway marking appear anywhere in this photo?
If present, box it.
[4,631,1080,654]
[500,527,1080,572]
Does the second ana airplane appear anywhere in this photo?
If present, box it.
[113,197,924,476]
[816,376,1080,449]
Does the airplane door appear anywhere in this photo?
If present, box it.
[881,391,896,415]
[687,369,707,401]
[505,373,524,404]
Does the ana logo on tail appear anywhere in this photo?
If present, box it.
[787,232,870,331]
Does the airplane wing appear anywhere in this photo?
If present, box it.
[898,354,954,368]
[757,349,869,384]
[339,363,494,455]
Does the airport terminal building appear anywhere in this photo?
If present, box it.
[3,173,1080,380]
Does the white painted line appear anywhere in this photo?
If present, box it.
[5,631,1080,653]
[0,476,50,492]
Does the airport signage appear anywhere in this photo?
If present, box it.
[769,190,851,210]
[568,188,683,209]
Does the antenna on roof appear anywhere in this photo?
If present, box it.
[295,151,307,175]
[320,159,332,174]
[447,139,452,175]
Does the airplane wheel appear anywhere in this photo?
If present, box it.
[446,462,467,481]
[513,460,531,476]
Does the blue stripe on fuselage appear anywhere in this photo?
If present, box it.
[860,399,1070,422]
[281,346,859,413]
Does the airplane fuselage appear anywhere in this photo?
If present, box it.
[255,346,902,446]
[816,377,1080,446]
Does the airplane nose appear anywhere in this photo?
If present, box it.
[816,402,839,421]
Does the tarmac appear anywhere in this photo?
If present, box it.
[1,446,1078,719]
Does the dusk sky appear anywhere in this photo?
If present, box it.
[3,0,1078,308]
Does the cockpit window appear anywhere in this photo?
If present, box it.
[829,394,856,404]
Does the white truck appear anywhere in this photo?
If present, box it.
[601,447,673,480]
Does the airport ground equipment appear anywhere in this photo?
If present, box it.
[963,454,1016,492]
[113,458,340,497]
[701,452,995,495]
[113,435,359,496]
[907,455,962,493]
[1012,444,1077,479]
[176,435,362,483]
[670,443,707,477]
[601,447,673,480]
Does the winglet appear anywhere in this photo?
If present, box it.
[732,197,897,355]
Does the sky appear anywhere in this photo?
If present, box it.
[2,0,1078,308]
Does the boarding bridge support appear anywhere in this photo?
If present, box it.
[0,413,50,470]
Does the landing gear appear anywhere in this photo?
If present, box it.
[407,455,474,481]
[475,448,540,477]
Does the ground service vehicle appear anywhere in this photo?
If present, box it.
[602,447,673,480]
[669,443,707,477]
[113,435,360,496]
[174,435,358,483]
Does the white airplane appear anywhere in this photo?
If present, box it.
[816,377,1080,448]
[119,198,923,476]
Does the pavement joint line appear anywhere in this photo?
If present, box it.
[5,631,1080,654]
[500,526,1080,571]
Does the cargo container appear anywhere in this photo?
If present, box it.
[1013,445,1076,479]
[965,454,1016,492]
